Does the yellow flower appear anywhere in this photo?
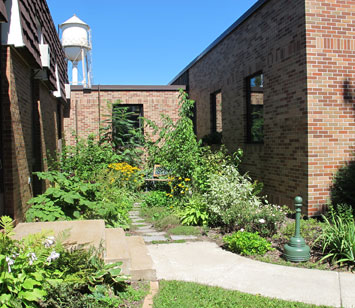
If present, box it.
[179,177,182,180]
[184,178,190,181]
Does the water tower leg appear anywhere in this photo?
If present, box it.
[72,61,79,85]
[81,49,87,87]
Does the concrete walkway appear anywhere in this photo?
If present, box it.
[148,241,355,308]
[132,203,355,307]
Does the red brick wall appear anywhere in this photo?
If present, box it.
[64,88,181,147]
[305,0,355,215]
[1,47,62,221]
[183,0,309,212]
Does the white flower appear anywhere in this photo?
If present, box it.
[47,251,60,263]
[240,228,245,232]
[44,236,55,248]
[258,218,266,224]
[27,252,37,265]
[5,257,14,272]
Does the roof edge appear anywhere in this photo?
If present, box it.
[169,0,270,84]
[71,85,186,91]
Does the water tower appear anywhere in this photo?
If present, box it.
[59,15,92,87]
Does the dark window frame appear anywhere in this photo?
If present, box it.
[246,71,264,144]
[210,90,221,134]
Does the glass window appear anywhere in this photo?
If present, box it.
[210,90,222,133]
[247,73,264,143]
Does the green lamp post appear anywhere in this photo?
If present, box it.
[284,196,310,262]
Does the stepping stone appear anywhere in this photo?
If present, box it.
[143,235,168,242]
[145,232,167,236]
[131,222,150,226]
[135,228,156,234]
[129,211,140,216]
[170,235,198,241]
[131,218,144,223]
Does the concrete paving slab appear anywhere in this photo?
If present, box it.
[132,222,151,226]
[145,232,167,236]
[148,241,342,307]
[129,211,140,216]
[104,228,130,274]
[170,235,198,241]
[339,272,355,308]
[135,227,155,233]
[13,220,105,250]
[127,236,156,280]
[143,235,167,242]
[131,218,145,223]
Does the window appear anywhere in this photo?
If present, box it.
[210,90,222,133]
[112,104,143,144]
[246,73,264,143]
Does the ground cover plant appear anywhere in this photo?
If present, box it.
[0,216,148,308]
[153,280,331,308]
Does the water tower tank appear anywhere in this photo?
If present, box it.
[60,15,91,62]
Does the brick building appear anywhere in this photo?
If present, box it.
[171,0,355,216]
[0,0,69,221]
[64,85,183,147]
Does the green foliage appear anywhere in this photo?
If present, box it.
[26,166,134,228]
[0,217,129,308]
[179,195,209,226]
[100,101,144,166]
[144,90,201,181]
[223,231,273,256]
[55,135,121,181]
[26,171,101,222]
[316,207,355,268]
[143,191,170,207]
[330,159,355,212]
[205,164,286,235]
[0,216,15,255]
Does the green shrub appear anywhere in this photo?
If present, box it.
[144,90,201,182]
[179,194,209,226]
[143,191,170,207]
[223,231,273,256]
[316,208,355,268]
[205,165,286,235]
[330,159,355,212]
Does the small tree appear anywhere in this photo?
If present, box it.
[100,101,144,166]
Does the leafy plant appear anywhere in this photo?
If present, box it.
[330,159,355,212]
[223,231,273,256]
[142,190,170,207]
[144,90,201,183]
[205,164,285,235]
[100,101,144,166]
[316,208,355,268]
[180,195,209,226]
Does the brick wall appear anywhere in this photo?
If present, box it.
[175,0,309,212]
[305,0,355,215]
[1,47,62,221]
[64,87,182,147]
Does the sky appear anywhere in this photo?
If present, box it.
[47,0,259,85]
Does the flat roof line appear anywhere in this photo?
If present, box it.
[169,0,270,85]
[71,85,186,91]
